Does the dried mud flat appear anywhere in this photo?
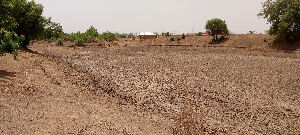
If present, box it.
[1,36,300,134]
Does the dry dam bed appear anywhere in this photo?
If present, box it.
[1,42,300,134]
[55,45,300,134]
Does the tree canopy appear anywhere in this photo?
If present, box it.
[258,0,300,42]
[0,0,47,57]
[205,18,229,41]
[43,17,64,40]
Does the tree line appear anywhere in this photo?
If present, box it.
[1,0,299,58]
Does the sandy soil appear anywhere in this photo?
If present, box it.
[1,34,300,134]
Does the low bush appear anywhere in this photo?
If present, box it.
[101,31,118,41]
[197,32,202,36]
[74,38,84,45]
[170,37,175,41]
[177,37,181,41]
[181,34,186,39]
[56,38,63,46]
[48,37,54,43]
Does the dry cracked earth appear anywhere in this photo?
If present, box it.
[1,39,300,134]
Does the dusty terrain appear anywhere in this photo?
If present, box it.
[1,34,300,134]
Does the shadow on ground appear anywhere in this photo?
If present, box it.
[209,37,229,45]
[0,70,16,83]
[270,41,300,53]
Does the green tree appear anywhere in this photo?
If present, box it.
[0,0,47,48]
[0,0,17,30]
[43,17,63,40]
[205,18,229,41]
[0,0,23,57]
[14,0,46,47]
[258,0,300,42]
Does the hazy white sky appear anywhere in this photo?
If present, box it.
[33,0,270,34]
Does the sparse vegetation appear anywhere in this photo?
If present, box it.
[48,37,54,43]
[74,38,84,45]
[84,26,100,42]
[56,38,63,46]
[170,37,175,41]
[118,33,127,38]
[249,31,256,34]
[177,37,181,41]
[101,31,118,41]
[163,32,170,37]
[197,32,202,36]
[181,34,186,39]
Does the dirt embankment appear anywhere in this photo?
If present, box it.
[1,34,300,134]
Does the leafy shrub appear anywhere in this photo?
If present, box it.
[181,34,186,39]
[74,38,84,45]
[177,37,181,41]
[0,28,23,59]
[84,26,99,42]
[101,31,118,41]
[56,38,63,46]
[264,38,267,42]
[170,37,175,41]
[197,32,202,36]
[118,33,127,38]
[48,37,54,43]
